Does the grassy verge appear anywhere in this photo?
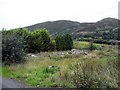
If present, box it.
[2,41,119,88]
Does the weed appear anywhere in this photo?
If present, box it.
[43,66,60,74]
[2,41,118,88]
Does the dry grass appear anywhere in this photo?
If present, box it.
[2,42,119,88]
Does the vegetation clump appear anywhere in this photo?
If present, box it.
[44,66,60,74]
[2,28,73,65]
[55,34,73,51]
[2,29,26,65]
[88,42,97,51]
[1,27,119,88]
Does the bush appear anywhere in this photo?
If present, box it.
[44,66,60,74]
[55,34,73,51]
[13,28,30,52]
[30,29,52,52]
[88,42,97,51]
[2,30,26,65]
[49,38,56,51]
[55,35,64,51]
[72,60,118,88]
[63,34,73,50]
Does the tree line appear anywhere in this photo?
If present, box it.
[2,28,73,65]
[75,28,120,45]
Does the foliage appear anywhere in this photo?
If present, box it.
[49,38,56,51]
[63,34,73,50]
[2,28,75,65]
[2,29,26,65]
[43,66,60,74]
[55,34,73,51]
[55,35,64,51]
[88,42,97,51]
[2,42,118,88]
[72,59,118,88]
[30,29,51,52]
[12,28,30,52]
[77,28,120,45]
[74,41,101,50]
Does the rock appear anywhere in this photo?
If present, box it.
[69,49,89,55]
[27,53,37,57]
[71,49,77,52]
[48,66,53,69]
[68,51,72,54]
[84,52,88,55]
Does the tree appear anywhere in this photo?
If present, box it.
[55,34,73,51]
[26,32,35,53]
[88,42,96,51]
[116,28,120,40]
[55,35,63,51]
[63,34,73,50]
[2,30,26,65]
[31,29,51,52]
[13,28,30,52]
[49,38,56,51]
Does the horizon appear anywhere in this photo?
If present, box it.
[1,17,119,30]
[0,0,119,30]
[0,17,120,30]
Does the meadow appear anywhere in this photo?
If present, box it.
[2,41,119,88]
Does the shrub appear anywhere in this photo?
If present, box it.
[71,60,118,88]
[13,28,30,52]
[44,66,60,74]
[88,42,97,51]
[30,29,51,52]
[72,63,99,88]
[55,34,73,51]
[2,30,26,65]
[49,38,56,51]
[63,34,73,50]
[55,35,64,51]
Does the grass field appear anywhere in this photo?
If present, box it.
[74,41,105,50]
[2,41,119,88]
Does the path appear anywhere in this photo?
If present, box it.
[0,76,27,89]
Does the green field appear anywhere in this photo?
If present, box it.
[74,41,105,49]
[2,41,119,88]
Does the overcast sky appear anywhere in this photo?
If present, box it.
[0,0,119,30]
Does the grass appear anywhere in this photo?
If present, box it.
[2,41,119,88]
[74,41,105,50]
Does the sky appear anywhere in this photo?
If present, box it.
[0,0,119,30]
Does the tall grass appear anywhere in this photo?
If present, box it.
[74,41,104,50]
[71,59,118,88]
[2,41,119,88]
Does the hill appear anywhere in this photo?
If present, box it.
[25,18,119,41]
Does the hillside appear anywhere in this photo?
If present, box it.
[26,18,118,32]
[25,18,119,41]
[25,20,94,35]
[76,18,118,32]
